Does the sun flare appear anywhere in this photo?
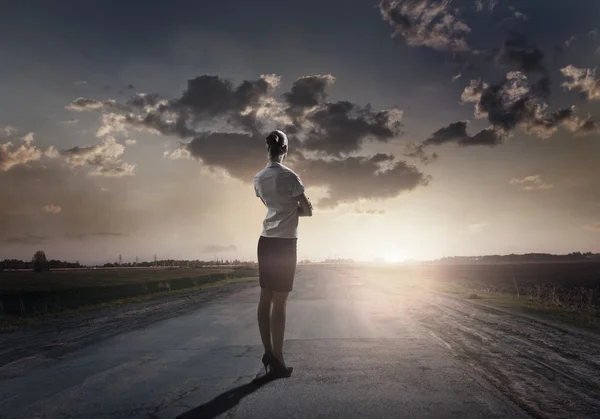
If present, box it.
[384,252,407,264]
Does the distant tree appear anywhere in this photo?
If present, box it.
[33,250,50,272]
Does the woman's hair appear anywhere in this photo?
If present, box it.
[266,130,288,161]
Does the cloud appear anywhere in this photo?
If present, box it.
[202,244,237,254]
[404,142,439,164]
[561,65,600,100]
[42,204,62,214]
[475,0,497,13]
[512,11,527,21]
[301,102,404,156]
[67,73,427,208]
[460,71,596,139]
[69,74,404,160]
[0,133,58,171]
[424,121,502,147]
[468,222,488,233]
[64,232,124,240]
[353,208,386,215]
[510,175,553,191]
[1,125,18,137]
[175,73,281,133]
[291,153,431,208]
[177,134,429,208]
[563,30,598,48]
[58,119,80,125]
[74,80,88,85]
[492,36,547,74]
[583,223,600,232]
[128,93,162,110]
[283,74,336,117]
[4,233,52,245]
[164,147,192,160]
[61,137,136,177]
[66,97,117,112]
[125,139,137,145]
[378,0,471,52]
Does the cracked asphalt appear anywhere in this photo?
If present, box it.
[0,265,538,418]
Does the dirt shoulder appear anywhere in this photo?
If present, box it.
[0,278,257,373]
[409,292,600,419]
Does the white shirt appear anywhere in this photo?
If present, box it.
[254,161,305,239]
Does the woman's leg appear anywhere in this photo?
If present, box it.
[257,287,273,355]
[271,290,290,366]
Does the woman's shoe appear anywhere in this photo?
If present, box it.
[261,352,273,374]
[268,355,293,378]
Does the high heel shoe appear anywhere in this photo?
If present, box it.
[261,352,273,374]
[268,355,293,378]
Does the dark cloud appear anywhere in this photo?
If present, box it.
[492,36,547,74]
[64,232,124,240]
[128,93,161,109]
[283,75,335,117]
[202,245,237,254]
[184,132,265,180]
[403,142,438,165]
[175,74,280,133]
[462,72,595,138]
[67,72,425,208]
[424,121,502,147]
[422,70,597,152]
[5,233,52,245]
[174,134,429,208]
[531,77,551,98]
[378,0,471,52]
[291,153,431,208]
[302,101,403,156]
[84,73,404,158]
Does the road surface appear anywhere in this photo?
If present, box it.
[1,265,599,418]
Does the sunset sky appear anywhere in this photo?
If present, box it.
[1,0,600,264]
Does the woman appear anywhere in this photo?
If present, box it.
[253,129,313,378]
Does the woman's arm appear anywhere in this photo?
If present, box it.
[296,193,313,217]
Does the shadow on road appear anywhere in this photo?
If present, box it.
[176,374,275,419]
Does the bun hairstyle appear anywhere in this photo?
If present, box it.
[266,130,288,159]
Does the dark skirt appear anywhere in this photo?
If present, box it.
[257,235,298,292]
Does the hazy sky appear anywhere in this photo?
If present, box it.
[1,0,600,264]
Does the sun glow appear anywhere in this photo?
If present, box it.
[384,252,408,264]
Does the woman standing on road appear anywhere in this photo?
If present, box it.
[253,129,313,378]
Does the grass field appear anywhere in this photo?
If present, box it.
[0,267,250,291]
[0,266,258,317]
[0,275,257,329]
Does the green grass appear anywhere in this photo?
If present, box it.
[0,276,257,330]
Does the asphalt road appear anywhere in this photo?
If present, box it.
[1,266,536,418]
